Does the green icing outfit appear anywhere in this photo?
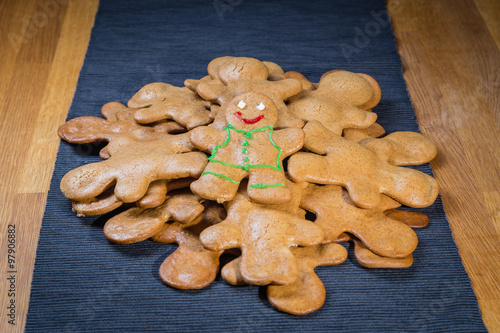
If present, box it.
[202,124,285,188]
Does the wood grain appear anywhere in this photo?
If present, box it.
[0,0,498,331]
[0,0,99,331]
[388,0,500,330]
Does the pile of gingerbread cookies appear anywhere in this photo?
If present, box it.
[58,56,439,315]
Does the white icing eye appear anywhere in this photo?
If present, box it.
[237,100,246,109]
[256,102,265,111]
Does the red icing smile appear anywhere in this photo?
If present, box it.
[234,112,264,124]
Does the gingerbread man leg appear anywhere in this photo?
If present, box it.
[247,168,291,204]
[190,162,247,203]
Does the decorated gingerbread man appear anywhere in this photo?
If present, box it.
[190,92,304,204]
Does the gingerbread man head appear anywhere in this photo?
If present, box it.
[225,92,279,131]
[218,57,270,84]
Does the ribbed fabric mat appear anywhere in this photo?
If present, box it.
[26,0,487,332]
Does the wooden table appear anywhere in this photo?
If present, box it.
[0,0,498,331]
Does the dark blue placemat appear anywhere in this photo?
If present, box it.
[26,0,487,332]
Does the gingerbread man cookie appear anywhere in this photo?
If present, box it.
[103,190,205,244]
[200,182,324,285]
[301,184,418,258]
[61,133,207,203]
[58,102,184,159]
[287,70,380,135]
[288,121,439,208]
[128,83,212,130]
[190,92,304,204]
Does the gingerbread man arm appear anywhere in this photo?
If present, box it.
[356,73,382,110]
[71,188,123,217]
[284,71,316,90]
[163,192,205,224]
[302,120,336,155]
[103,204,172,244]
[207,56,234,79]
[271,77,303,100]
[289,215,325,247]
[343,105,378,129]
[190,126,227,152]
[133,103,169,124]
[163,132,196,154]
[127,82,169,108]
[353,240,413,268]
[100,101,124,120]
[272,128,305,156]
[199,219,242,251]
[184,75,215,92]
[196,80,227,104]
